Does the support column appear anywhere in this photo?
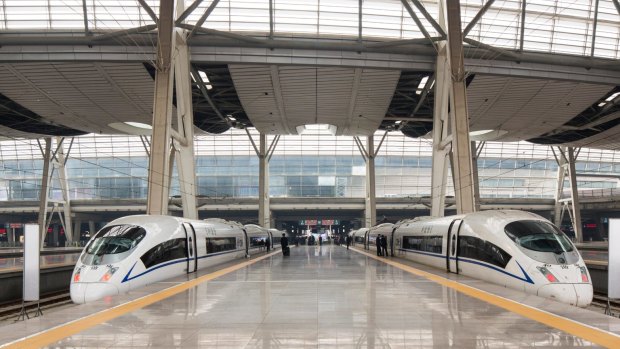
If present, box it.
[365,136,377,227]
[443,0,476,214]
[568,147,583,242]
[38,137,74,246]
[73,220,82,243]
[173,29,198,219]
[88,221,96,237]
[471,141,483,212]
[258,133,270,227]
[553,147,568,227]
[38,138,52,247]
[430,39,451,217]
[146,0,175,216]
[56,137,73,243]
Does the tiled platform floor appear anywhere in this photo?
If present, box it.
[1,244,620,348]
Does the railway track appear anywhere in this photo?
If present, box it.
[0,291,72,322]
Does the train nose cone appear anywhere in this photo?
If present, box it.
[70,283,119,304]
[537,284,578,306]
[573,283,593,307]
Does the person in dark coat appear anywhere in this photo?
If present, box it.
[266,237,270,252]
[346,235,351,249]
[381,234,389,257]
[281,233,289,255]
[376,235,382,256]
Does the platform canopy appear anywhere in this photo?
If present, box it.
[0,0,618,149]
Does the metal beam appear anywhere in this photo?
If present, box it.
[38,138,52,247]
[82,0,89,35]
[590,0,599,57]
[463,0,496,37]
[614,0,620,16]
[408,0,447,37]
[92,24,158,41]
[269,0,274,38]
[191,65,229,124]
[400,0,435,46]
[138,0,159,25]
[464,37,522,60]
[366,36,443,48]
[519,0,526,51]
[568,147,583,242]
[178,23,265,44]
[358,0,363,42]
[188,0,221,39]
[176,0,206,25]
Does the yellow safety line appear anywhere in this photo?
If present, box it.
[1,251,281,349]
[352,247,620,348]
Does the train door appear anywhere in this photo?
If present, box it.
[446,219,462,274]
[182,223,198,273]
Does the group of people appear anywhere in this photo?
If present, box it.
[375,234,389,257]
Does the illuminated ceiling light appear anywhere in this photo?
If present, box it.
[416,76,429,95]
[226,114,236,121]
[395,120,402,124]
[190,72,196,82]
[605,92,620,102]
[598,102,606,107]
[108,121,152,135]
[198,70,212,90]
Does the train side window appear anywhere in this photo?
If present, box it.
[140,238,187,269]
[402,235,443,253]
[249,237,266,247]
[206,237,237,253]
[458,236,511,269]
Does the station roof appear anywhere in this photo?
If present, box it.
[0,0,618,149]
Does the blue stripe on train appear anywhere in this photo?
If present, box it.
[121,249,241,283]
[397,248,534,284]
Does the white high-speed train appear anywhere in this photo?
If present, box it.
[351,210,593,307]
[71,215,278,304]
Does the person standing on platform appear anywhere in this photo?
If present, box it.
[266,237,270,252]
[381,234,389,257]
[319,235,323,246]
[346,235,351,249]
[376,235,382,256]
[281,233,289,256]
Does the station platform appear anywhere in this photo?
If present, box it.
[1,245,620,348]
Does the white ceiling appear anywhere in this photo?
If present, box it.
[467,74,615,142]
[228,64,401,136]
[0,62,154,135]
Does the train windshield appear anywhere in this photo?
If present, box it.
[81,225,146,265]
[504,220,574,254]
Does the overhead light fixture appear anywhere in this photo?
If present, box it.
[605,92,620,102]
[198,70,212,90]
[598,102,606,107]
[108,121,152,135]
[226,114,236,121]
[416,76,429,95]
[395,120,402,125]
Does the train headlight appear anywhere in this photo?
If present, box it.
[73,268,81,282]
[100,266,119,282]
[579,266,589,283]
[537,266,559,283]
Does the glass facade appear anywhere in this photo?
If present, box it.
[0,129,618,201]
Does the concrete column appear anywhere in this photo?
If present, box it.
[38,138,52,247]
[568,147,583,242]
[553,147,568,226]
[173,30,198,219]
[430,41,450,217]
[365,136,376,227]
[88,221,96,237]
[73,220,82,242]
[471,141,482,212]
[258,134,270,227]
[146,0,175,216]
[443,0,476,214]
[56,137,73,242]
